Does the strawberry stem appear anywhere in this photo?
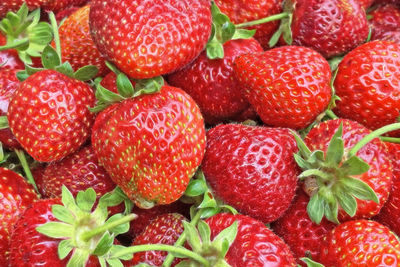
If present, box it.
[349,123,400,157]
[235,12,289,28]
[80,213,136,242]
[325,110,338,119]
[14,149,40,196]
[380,136,400,143]
[48,11,61,59]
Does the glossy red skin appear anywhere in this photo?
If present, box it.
[358,0,374,8]
[8,198,100,267]
[0,168,38,265]
[206,213,297,266]
[91,86,206,208]
[168,38,263,124]
[305,119,392,221]
[89,0,212,79]
[319,220,400,266]
[380,30,400,43]
[56,5,107,76]
[0,33,24,70]
[233,46,331,129]
[291,0,369,58]
[214,0,283,49]
[334,41,400,136]
[130,213,186,266]
[42,0,89,12]
[202,124,299,224]
[369,4,400,40]
[8,69,96,162]
[374,142,400,236]
[0,68,21,148]
[55,6,79,21]
[272,189,336,265]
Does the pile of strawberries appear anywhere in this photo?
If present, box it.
[2,0,400,266]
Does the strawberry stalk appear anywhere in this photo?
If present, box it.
[380,136,400,143]
[235,13,290,28]
[48,11,62,58]
[14,148,39,195]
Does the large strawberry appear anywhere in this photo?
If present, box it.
[369,4,400,40]
[0,167,38,265]
[334,41,400,135]
[202,123,299,224]
[233,46,331,129]
[167,38,263,124]
[319,220,400,266]
[89,0,212,79]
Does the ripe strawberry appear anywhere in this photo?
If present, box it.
[56,5,107,77]
[41,0,89,13]
[0,68,21,148]
[334,41,400,135]
[380,30,400,43]
[8,69,96,162]
[233,46,331,129]
[202,123,299,224]
[55,6,80,22]
[319,220,400,266]
[130,213,187,266]
[358,0,374,9]
[205,213,297,266]
[91,85,206,208]
[369,4,400,40]
[89,0,212,79]
[167,38,263,124]
[214,0,283,49]
[0,168,38,265]
[272,189,336,264]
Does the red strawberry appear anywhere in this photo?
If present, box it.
[334,41,400,135]
[0,68,21,148]
[319,220,400,266]
[289,0,369,58]
[380,30,400,43]
[272,189,336,264]
[55,5,80,22]
[214,0,283,49]
[167,38,263,124]
[0,0,47,18]
[0,167,38,265]
[369,4,400,40]
[56,5,108,76]
[358,0,374,9]
[233,46,331,129]
[89,0,212,79]
[91,85,206,208]
[205,213,297,266]
[7,69,96,162]
[41,0,89,13]
[202,123,299,224]
[31,164,47,196]
[130,213,186,266]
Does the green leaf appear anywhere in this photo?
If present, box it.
[198,190,218,209]
[25,64,43,75]
[67,249,90,267]
[340,176,379,203]
[220,22,235,43]
[291,130,312,159]
[197,220,211,246]
[58,239,74,260]
[98,258,107,267]
[299,169,330,181]
[93,232,114,256]
[232,29,256,40]
[199,207,219,219]
[52,204,75,224]
[206,40,224,59]
[106,214,130,235]
[116,73,135,98]
[109,245,133,261]
[269,27,283,48]
[36,222,74,238]
[76,188,97,213]
[61,185,80,214]
[74,65,98,81]
[301,257,325,267]
[41,45,60,69]
[219,204,238,215]
[105,61,121,74]
[341,156,370,176]
[106,258,123,267]
[29,22,53,45]
[55,61,74,77]
[133,76,164,97]
[326,123,344,166]
[182,220,202,252]
[336,190,357,217]
[324,200,339,224]
[185,179,208,197]
[0,116,9,130]
[16,70,29,81]
[212,220,238,250]
[96,83,125,103]
[307,193,324,224]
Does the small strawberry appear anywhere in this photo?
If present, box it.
[89,0,212,79]
[369,4,400,40]
[202,123,299,224]
[0,167,38,265]
[233,46,332,129]
[334,40,400,135]
[167,38,263,124]
[319,220,400,266]
[130,213,187,266]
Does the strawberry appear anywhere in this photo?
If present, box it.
[380,30,400,43]
[205,213,297,266]
[369,4,400,40]
[8,69,96,162]
[214,0,283,49]
[272,189,336,264]
[233,46,332,129]
[0,33,24,70]
[202,123,299,224]
[0,0,47,18]
[56,5,107,77]
[55,5,80,22]
[130,213,187,266]
[319,220,400,266]
[167,38,263,124]
[91,82,206,208]
[89,0,212,79]
[358,0,374,9]
[41,0,89,13]
[333,41,400,135]
[0,167,38,265]
[0,68,21,148]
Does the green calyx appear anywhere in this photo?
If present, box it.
[301,257,325,267]
[0,3,53,65]
[90,62,164,113]
[36,186,136,267]
[292,123,379,224]
[268,0,295,47]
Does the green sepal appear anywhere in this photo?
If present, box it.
[341,156,370,176]
[183,220,202,252]
[0,116,9,130]
[52,204,75,224]
[291,130,311,159]
[185,178,208,197]
[109,245,134,261]
[95,82,125,103]
[105,213,131,235]
[307,193,324,225]
[232,29,256,40]
[76,188,97,213]
[105,61,121,75]
[301,257,325,267]
[66,249,90,267]
[211,220,237,257]
[106,258,124,267]
[323,200,340,224]
[197,220,212,247]
[73,65,99,81]
[93,232,114,256]
[326,123,343,166]
[116,73,135,98]
[336,190,357,217]
[25,64,44,76]
[328,56,344,72]
[61,185,81,215]
[133,76,164,97]
[55,62,75,77]
[340,176,379,204]
[269,0,295,47]
[41,44,60,69]
[16,70,29,81]
[58,239,74,260]
[36,222,74,239]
